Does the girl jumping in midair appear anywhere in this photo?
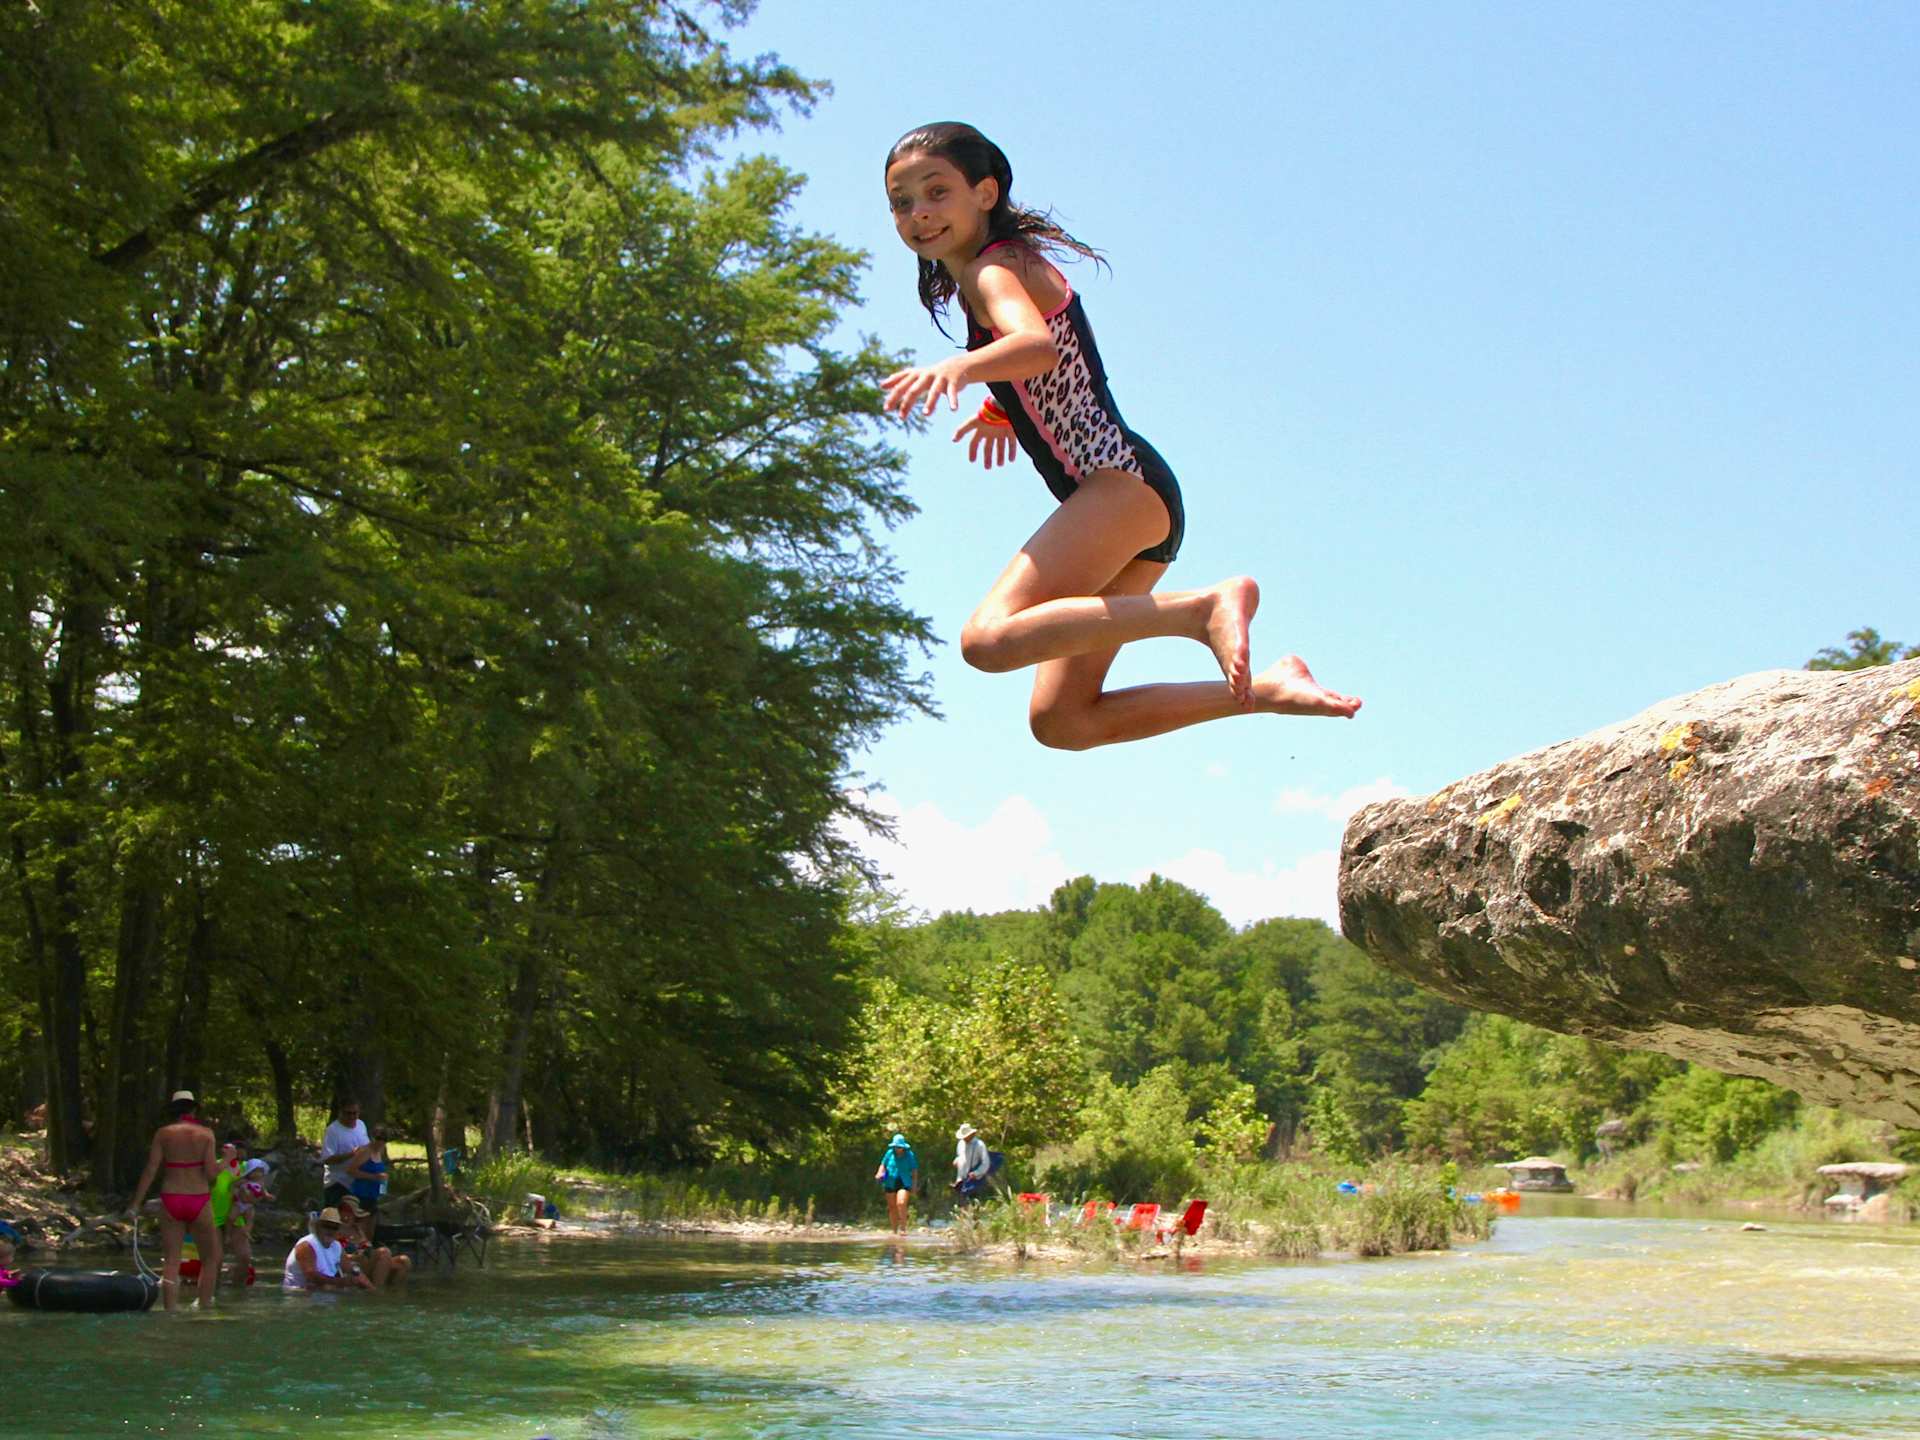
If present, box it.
[881,122,1361,750]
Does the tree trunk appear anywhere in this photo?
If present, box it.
[44,860,88,1174]
[426,1053,450,1205]
[40,592,104,1175]
[262,1036,296,1146]
[484,944,543,1157]
[340,1046,386,1126]
[165,902,215,1098]
[98,859,166,1192]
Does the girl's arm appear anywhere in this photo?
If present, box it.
[200,1130,220,1183]
[126,1133,164,1214]
[882,252,1060,419]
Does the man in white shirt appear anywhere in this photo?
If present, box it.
[953,1123,991,1201]
[321,1099,369,1210]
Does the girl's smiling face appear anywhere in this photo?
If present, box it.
[886,151,997,266]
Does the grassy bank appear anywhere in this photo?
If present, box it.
[950,1160,1493,1261]
[461,1151,885,1228]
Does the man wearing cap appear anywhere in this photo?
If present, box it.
[873,1133,919,1234]
[953,1124,991,1202]
[320,1099,369,1211]
[283,1208,366,1291]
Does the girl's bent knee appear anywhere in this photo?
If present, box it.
[959,618,1019,673]
[1029,705,1099,751]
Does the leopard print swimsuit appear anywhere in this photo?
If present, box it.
[964,242,1185,564]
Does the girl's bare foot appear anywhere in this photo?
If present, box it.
[1203,577,1260,709]
[1252,655,1362,718]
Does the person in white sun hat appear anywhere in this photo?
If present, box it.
[952,1123,992,1202]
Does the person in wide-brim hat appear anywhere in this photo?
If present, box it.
[953,1124,990,1198]
[873,1132,920,1235]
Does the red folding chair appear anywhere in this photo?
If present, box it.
[1117,1202,1160,1232]
[1078,1200,1116,1226]
[1154,1199,1207,1243]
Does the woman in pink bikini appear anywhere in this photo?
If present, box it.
[126,1089,222,1311]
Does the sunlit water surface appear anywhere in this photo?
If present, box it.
[8,1201,1918,1438]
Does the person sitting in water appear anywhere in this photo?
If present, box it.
[333,1195,411,1291]
[873,1133,919,1235]
[125,1090,222,1311]
[283,1207,367,1292]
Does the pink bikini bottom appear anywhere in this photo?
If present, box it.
[162,1192,209,1224]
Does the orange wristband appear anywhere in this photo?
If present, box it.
[978,398,1012,428]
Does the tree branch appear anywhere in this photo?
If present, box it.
[93,107,397,274]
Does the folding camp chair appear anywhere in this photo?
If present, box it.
[1077,1200,1116,1226]
[1153,1199,1207,1244]
[1116,1202,1160,1232]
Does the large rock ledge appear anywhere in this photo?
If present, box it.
[1338,660,1920,1126]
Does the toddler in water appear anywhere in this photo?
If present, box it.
[881,123,1360,749]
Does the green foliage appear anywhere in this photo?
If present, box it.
[0,1,931,1182]
[1035,1066,1273,1204]
[1403,1014,1681,1162]
[1211,1160,1491,1258]
[1037,1068,1203,1205]
[1302,1086,1369,1166]
[1648,1068,1801,1163]
[1584,1105,1893,1204]
[464,1153,580,1216]
[949,1192,1058,1257]
[834,957,1089,1163]
[1806,627,1918,670]
[845,881,1467,1183]
[1301,944,1465,1154]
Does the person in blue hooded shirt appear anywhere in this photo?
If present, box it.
[873,1133,919,1234]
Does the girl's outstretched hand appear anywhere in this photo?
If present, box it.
[881,356,971,418]
[954,414,1018,470]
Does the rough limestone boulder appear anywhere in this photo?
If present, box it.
[1339,660,1920,1126]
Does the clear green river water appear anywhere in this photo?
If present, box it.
[6,1199,1918,1438]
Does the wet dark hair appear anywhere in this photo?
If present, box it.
[885,121,1106,334]
[166,1097,196,1120]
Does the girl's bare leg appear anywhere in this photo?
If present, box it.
[189,1207,220,1309]
[962,472,1261,705]
[226,1221,251,1283]
[159,1213,183,1313]
[1029,564,1361,751]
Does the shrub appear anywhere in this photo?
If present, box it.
[1649,1069,1800,1163]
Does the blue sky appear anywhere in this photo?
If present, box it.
[724,1,1918,927]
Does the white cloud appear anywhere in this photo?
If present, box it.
[1271,775,1411,827]
[1204,762,1230,780]
[1134,847,1342,930]
[846,792,1072,919]
[840,777,1392,933]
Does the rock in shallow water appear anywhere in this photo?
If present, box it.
[1338,660,1920,1126]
